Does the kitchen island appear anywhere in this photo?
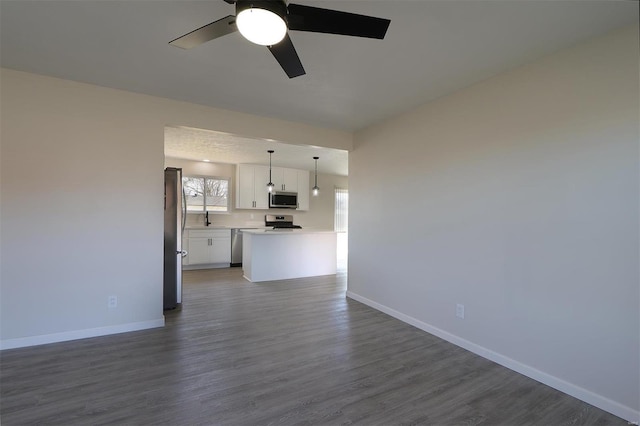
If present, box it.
[242,229,337,283]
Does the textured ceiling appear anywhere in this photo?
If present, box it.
[165,126,348,176]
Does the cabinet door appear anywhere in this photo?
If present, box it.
[237,165,256,209]
[282,168,299,193]
[271,167,285,191]
[297,170,310,211]
[212,237,231,263]
[253,165,270,209]
[271,167,298,192]
[188,237,212,265]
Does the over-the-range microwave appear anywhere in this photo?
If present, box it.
[269,191,298,209]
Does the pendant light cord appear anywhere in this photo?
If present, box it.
[267,150,275,192]
[312,156,319,196]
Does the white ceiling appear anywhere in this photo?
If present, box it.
[165,126,348,175]
[1,0,636,172]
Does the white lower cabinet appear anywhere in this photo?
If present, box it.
[184,229,231,268]
[187,237,213,264]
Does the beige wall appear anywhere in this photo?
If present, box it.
[164,157,347,229]
[303,173,348,230]
[0,69,351,348]
[349,25,639,420]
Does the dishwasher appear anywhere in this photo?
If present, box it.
[230,229,246,267]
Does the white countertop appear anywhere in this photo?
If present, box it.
[242,229,336,235]
[184,225,268,230]
[185,225,229,229]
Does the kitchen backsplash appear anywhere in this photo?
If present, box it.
[185,210,307,228]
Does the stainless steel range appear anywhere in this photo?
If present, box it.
[265,214,302,229]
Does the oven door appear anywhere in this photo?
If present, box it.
[269,192,298,209]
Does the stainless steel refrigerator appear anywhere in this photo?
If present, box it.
[164,167,185,310]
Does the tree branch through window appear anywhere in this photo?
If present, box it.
[183,176,229,212]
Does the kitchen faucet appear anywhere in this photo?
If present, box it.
[205,211,211,227]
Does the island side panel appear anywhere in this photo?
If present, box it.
[242,231,254,282]
[244,232,337,282]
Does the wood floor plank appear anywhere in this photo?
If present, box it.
[1,267,627,425]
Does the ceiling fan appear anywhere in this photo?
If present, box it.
[169,0,391,78]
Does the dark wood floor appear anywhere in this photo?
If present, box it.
[1,267,626,425]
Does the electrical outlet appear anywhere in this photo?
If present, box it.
[108,295,118,308]
[456,303,465,319]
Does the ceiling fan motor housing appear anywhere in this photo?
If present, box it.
[236,0,288,23]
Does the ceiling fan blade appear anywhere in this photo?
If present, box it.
[287,4,390,39]
[267,34,306,78]
[169,15,237,49]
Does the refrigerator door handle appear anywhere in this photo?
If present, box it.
[181,186,187,232]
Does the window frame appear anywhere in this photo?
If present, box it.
[182,175,230,214]
[334,187,348,232]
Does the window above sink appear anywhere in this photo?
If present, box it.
[182,176,229,213]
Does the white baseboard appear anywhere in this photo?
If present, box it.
[0,318,165,350]
[346,290,639,424]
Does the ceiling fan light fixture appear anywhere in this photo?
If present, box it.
[236,6,287,46]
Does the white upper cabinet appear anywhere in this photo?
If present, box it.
[237,164,269,209]
[237,164,310,210]
[271,167,299,193]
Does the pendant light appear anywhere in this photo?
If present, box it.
[267,150,275,193]
[312,156,320,196]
